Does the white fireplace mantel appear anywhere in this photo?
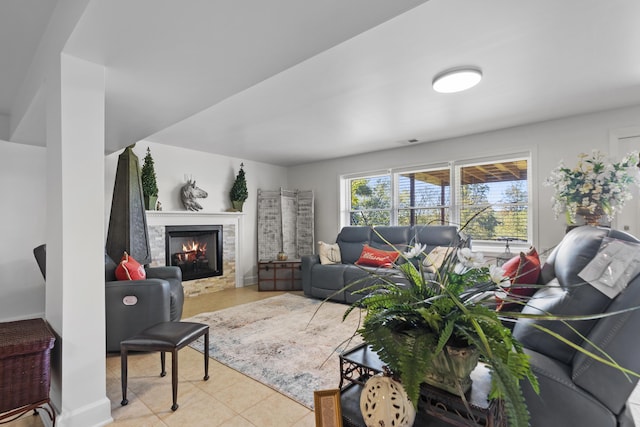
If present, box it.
[146,210,244,226]
[145,210,244,287]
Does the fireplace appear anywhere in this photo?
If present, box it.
[165,225,223,281]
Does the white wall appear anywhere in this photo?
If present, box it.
[287,104,640,256]
[5,103,640,322]
[0,140,47,320]
[104,141,289,284]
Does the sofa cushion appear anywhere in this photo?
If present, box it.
[496,247,541,310]
[318,241,341,265]
[115,252,147,281]
[311,264,351,291]
[370,226,412,253]
[337,227,372,264]
[355,244,399,268]
[423,246,454,273]
[413,225,460,252]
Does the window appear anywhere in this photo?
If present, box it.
[347,174,391,226]
[397,167,450,226]
[455,159,529,242]
[342,155,531,245]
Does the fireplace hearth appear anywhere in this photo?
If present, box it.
[165,225,223,281]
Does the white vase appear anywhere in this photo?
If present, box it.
[360,372,416,427]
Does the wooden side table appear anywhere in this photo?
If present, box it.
[258,259,302,291]
[0,318,56,426]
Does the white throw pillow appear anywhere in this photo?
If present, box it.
[422,246,454,273]
[318,241,342,265]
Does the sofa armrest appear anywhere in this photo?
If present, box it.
[301,254,320,296]
[145,265,182,281]
[144,266,184,321]
[105,279,171,352]
[571,274,640,415]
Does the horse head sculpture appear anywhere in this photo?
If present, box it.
[180,180,208,211]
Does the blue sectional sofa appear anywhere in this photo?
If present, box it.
[301,225,462,304]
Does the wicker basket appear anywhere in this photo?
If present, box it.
[0,318,55,414]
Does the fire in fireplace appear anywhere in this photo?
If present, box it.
[165,225,223,281]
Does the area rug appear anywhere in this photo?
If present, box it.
[186,293,363,409]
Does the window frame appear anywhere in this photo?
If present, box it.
[340,152,533,253]
[393,163,452,227]
[341,169,392,227]
[451,153,532,253]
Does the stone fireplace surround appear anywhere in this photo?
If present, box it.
[146,211,244,297]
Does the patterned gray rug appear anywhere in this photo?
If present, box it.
[187,293,363,409]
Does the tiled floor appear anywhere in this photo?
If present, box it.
[8,286,315,427]
[6,285,640,426]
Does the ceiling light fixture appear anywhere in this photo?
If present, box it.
[432,67,482,93]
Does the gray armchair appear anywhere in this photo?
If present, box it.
[104,252,184,352]
[33,245,184,353]
[512,226,640,427]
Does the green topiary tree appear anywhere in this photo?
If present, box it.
[141,147,158,209]
[230,163,248,211]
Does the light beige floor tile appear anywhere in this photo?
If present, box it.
[205,372,276,413]
[2,413,44,427]
[131,375,205,415]
[106,353,122,378]
[196,364,259,395]
[240,393,311,427]
[173,346,211,379]
[158,392,237,427]
[291,411,316,427]
[111,409,166,427]
[218,415,257,427]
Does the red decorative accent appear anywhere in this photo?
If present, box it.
[497,247,541,311]
[115,252,146,281]
[355,245,399,268]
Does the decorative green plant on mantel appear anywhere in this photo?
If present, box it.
[141,147,159,210]
[230,163,248,211]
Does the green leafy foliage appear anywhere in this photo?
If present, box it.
[230,164,248,202]
[349,235,537,426]
[141,147,158,197]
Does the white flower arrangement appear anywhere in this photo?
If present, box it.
[545,149,640,223]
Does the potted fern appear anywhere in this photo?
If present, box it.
[141,147,159,210]
[230,163,248,212]
[346,242,538,427]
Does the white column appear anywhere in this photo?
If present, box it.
[45,53,112,426]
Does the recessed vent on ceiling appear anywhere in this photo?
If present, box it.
[396,138,425,146]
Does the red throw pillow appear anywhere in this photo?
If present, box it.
[115,252,146,281]
[496,247,541,310]
[355,244,400,268]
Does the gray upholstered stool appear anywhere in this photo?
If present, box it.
[120,321,209,411]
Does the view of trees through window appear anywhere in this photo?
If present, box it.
[398,168,450,226]
[347,158,529,242]
[349,175,391,226]
[458,160,528,241]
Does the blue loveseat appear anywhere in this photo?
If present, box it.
[301,225,462,304]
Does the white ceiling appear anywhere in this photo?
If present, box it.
[3,0,640,166]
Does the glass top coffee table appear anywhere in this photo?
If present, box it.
[338,343,506,427]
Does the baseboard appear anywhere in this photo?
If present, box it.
[1,311,46,322]
[48,397,112,427]
[243,274,257,286]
